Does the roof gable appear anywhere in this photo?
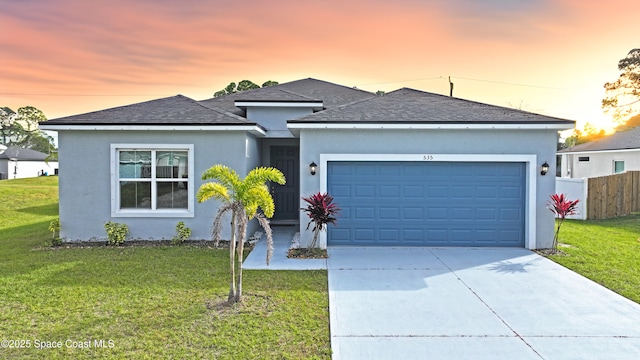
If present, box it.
[45,95,252,126]
[198,78,374,114]
[560,126,640,153]
[289,88,575,125]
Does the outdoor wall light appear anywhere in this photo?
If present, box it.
[309,161,317,176]
[541,162,550,176]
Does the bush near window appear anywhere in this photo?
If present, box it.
[172,221,192,245]
[104,221,129,246]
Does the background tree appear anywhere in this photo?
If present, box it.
[196,165,285,303]
[0,107,18,144]
[603,48,640,124]
[213,80,279,97]
[613,113,640,132]
[0,105,54,153]
[562,122,606,148]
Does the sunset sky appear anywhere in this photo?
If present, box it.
[2,0,638,132]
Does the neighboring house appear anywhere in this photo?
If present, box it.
[41,78,574,249]
[0,146,58,180]
[558,126,640,178]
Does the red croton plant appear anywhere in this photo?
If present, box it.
[547,193,580,253]
[301,192,340,249]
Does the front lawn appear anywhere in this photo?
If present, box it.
[0,177,330,359]
[547,215,640,304]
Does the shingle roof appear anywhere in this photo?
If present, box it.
[559,126,640,153]
[45,95,253,126]
[289,88,576,124]
[0,147,49,161]
[198,78,374,115]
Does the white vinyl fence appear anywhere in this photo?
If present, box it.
[555,177,587,220]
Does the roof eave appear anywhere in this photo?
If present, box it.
[287,122,574,130]
[234,100,323,110]
[40,124,267,136]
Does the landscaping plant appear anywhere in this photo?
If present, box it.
[172,221,192,245]
[197,165,285,303]
[104,221,129,246]
[547,193,580,253]
[47,218,62,246]
[301,192,340,249]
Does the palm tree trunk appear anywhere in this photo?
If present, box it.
[228,212,237,302]
[236,230,244,303]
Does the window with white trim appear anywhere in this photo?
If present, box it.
[111,144,194,217]
[614,160,625,174]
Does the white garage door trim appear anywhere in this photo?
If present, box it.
[319,154,538,249]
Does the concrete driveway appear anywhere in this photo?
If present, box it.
[328,247,640,360]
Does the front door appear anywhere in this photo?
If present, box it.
[270,146,299,220]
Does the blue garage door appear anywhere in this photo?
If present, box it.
[327,161,525,247]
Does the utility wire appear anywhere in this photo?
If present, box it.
[357,75,578,91]
[452,76,578,91]
[356,77,444,86]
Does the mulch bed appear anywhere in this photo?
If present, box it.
[287,248,329,259]
[43,240,251,250]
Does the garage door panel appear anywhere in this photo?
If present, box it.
[380,185,400,197]
[354,207,375,220]
[379,207,400,219]
[355,185,375,198]
[327,161,525,247]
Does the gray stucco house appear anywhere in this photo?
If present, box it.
[558,126,640,178]
[42,78,574,249]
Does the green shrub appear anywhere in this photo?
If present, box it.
[47,218,62,246]
[172,221,192,245]
[104,221,129,246]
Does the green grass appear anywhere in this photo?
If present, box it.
[548,215,640,304]
[0,177,330,359]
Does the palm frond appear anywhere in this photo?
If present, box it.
[244,167,286,189]
[211,203,234,246]
[245,185,276,218]
[256,214,274,265]
[196,182,231,203]
[201,164,241,191]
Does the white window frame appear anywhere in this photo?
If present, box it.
[613,160,625,174]
[110,144,194,217]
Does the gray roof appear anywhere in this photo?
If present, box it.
[0,147,49,161]
[199,78,374,115]
[559,126,640,153]
[289,88,576,124]
[45,95,253,126]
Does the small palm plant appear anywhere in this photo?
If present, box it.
[197,165,285,303]
[301,192,340,249]
[547,193,580,253]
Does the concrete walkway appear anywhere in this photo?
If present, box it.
[243,225,327,270]
[328,247,640,359]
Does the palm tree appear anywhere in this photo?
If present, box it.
[197,164,285,303]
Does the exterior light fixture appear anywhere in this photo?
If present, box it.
[309,162,317,175]
[541,162,550,176]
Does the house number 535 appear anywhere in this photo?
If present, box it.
[423,155,434,160]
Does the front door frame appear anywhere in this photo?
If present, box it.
[270,145,300,222]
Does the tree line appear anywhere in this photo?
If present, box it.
[564,48,640,147]
[0,106,55,154]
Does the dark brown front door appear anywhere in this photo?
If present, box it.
[270,146,299,220]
